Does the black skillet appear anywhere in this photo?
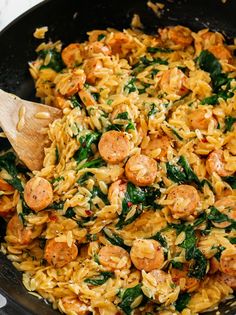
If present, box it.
[0,0,235,314]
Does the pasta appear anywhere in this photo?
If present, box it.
[0,24,236,314]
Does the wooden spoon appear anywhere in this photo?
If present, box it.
[0,89,62,171]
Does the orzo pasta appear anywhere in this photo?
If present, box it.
[1,24,236,314]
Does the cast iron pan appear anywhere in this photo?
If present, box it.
[0,0,235,314]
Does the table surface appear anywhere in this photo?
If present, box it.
[0,0,43,31]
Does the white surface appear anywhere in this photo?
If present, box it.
[0,294,6,308]
[0,0,44,31]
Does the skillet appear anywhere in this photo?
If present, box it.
[0,0,235,314]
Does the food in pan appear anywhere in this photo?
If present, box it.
[1,24,236,314]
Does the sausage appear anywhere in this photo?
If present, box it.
[167,184,200,219]
[98,245,131,271]
[6,214,32,245]
[98,130,130,164]
[130,239,165,272]
[125,154,157,186]
[44,239,78,268]
[24,177,53,212]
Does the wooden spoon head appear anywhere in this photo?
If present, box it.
[0,89,62,171]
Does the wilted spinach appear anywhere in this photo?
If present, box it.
[74,132,100,164]
[84,271,114,286]
[38,49,65,72]
[103,228,130,251]
[0,152,23,192]
[118,284,143,315]
[175,292,191,312]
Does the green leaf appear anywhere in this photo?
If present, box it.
[124,78,137,93]
[148,103,157,117]
[77,172,93,185]
[103,228,130,251]
[50,201,65,210]
[175,292,191,312]
[198,50,230,91]
[64,208,76,218]
[0,152,23,193]
[91,186,109,205]
[166,162,187,184]
[55,146,59,164]
[178,156,202,188]
[224,116,236,132]
[171,260,184,270]
[74,132,100,164]
[98,34,106,41]
[147,47,173,53]
[222,175,236,189]
[116,112,129,120]
[38,49,65,72]
[208,206,230,223]
[84,271,114,286]
[201,94,218,105]
[166,156,202,189]
[70,95,82,108]
[77,158,106,170]
[151,231,167,248]
[228,237,236,244]
[118,284,143,315]
[188,248,207,279]
[213,245,226,261]
[127,182,146,204]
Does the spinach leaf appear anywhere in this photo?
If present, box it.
[166,156,202,189]
[148,103,157,117]
[116,112,129,120]
[124,78,137,93]
[77,216,96,228]
[147,47,173,53]
[151,231,167,248]
[179,225,197,260]
[132,56,168,75]
[170,127,183,140]
[142,186,161,209]
[222,175,236,189]
[84,271,114,286]
[171,260,184,270]
[0,152,23,192]
[70,95,82,108]
[118,284,143,315]
[98,34,106,41]
[201,94,218,105]
[188,248,207,279]
[103,228,130,251]
[91,186,109,205]
[38,49,65,72]
[55,146,59,164]
[140,56,168,66]
[193,212,207,227]
[116,183,161,229]
[208,206,230,223]
[176,224,207,279]
[224,116,236,132]
[175,292,191,312]
[198,50,230,91]
[213,245,226,261]
[178,156,202,188]
[229,237,236,244]
[77,172,93,185]
[127,182,146,204]
[50,201,65,210]
[64,208,76,218]
[74,132,100,164]
[166,163,187,183]
[77,158,106,170]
